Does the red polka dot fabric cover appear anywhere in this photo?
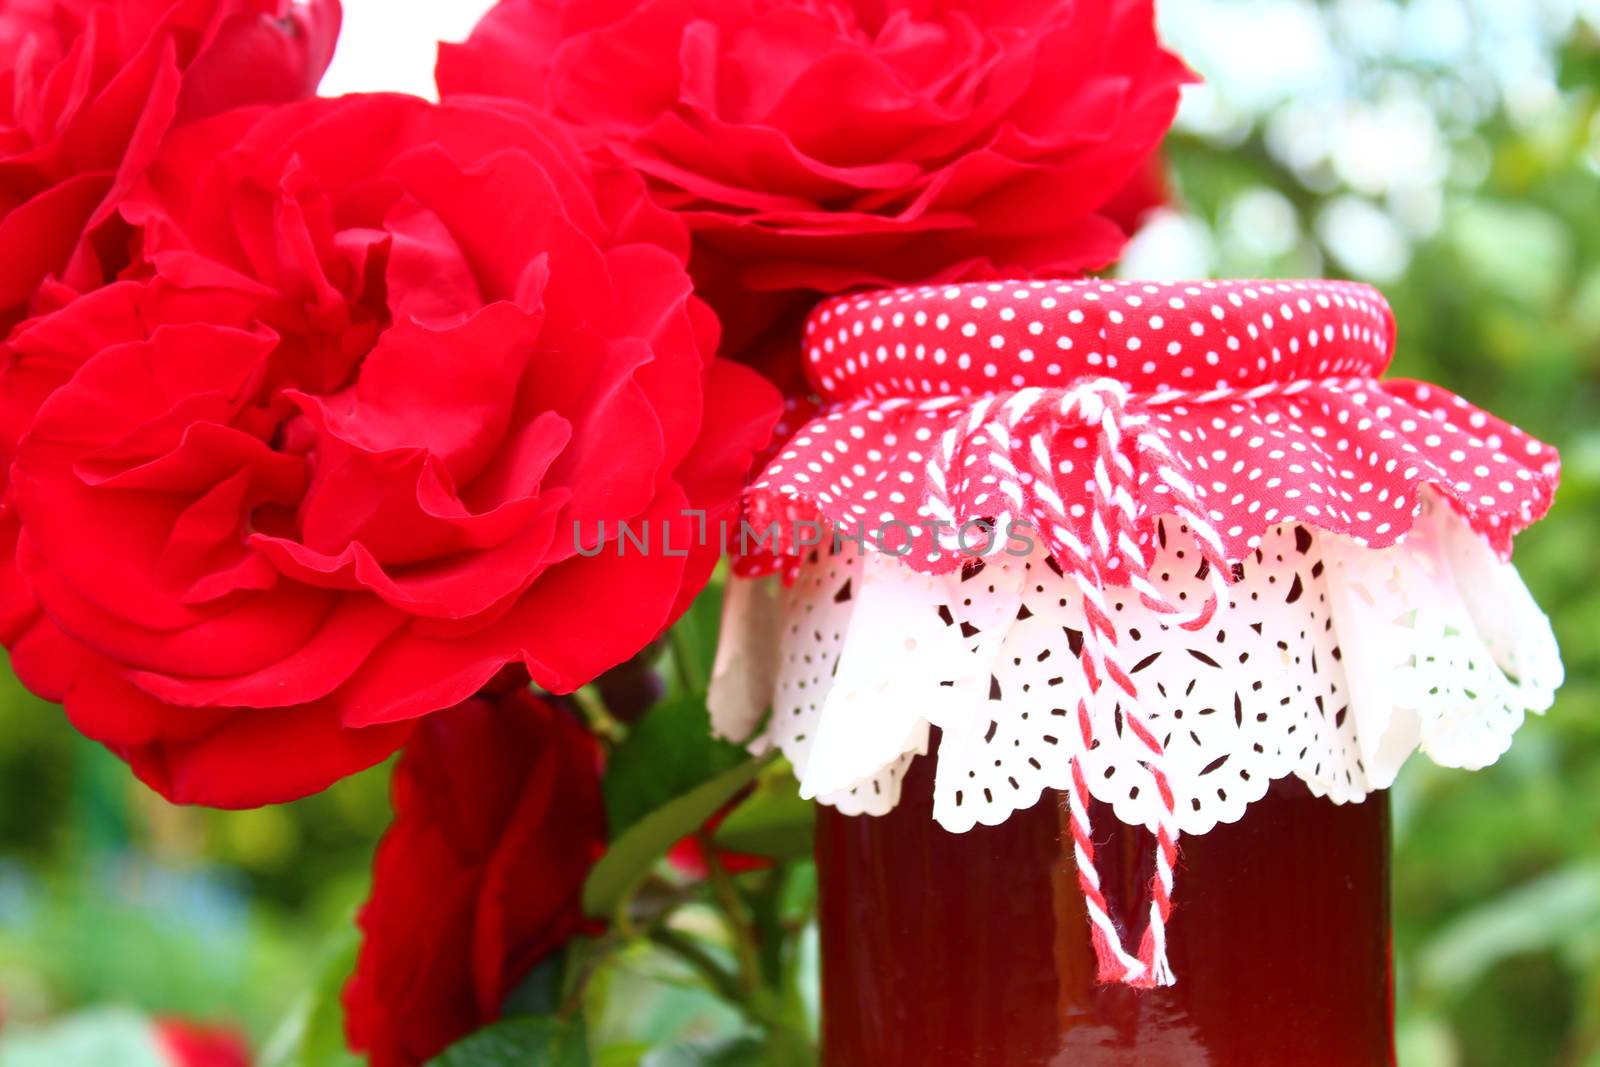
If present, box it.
[742,279,1558,574]
[718,278,1562,990]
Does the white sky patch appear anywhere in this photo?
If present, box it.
[319,0,498,100]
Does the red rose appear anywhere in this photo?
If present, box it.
[2,93,779,806]
[343,689,606,1067]
[0,0,339,676]
[439,0,1191,376]
[666,801,770,878]
[0,0,340,332]
[1100,152,1174,236]
[154,1020,251,1067]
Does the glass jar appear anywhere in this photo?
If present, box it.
[715,277,1556,1067]
[816,749,1394,1066]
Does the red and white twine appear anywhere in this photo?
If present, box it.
[922,377,1285,985]
[740,279,1561,987]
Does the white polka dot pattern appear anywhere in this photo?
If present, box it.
[804,279,1392,399]
[746,280,1559,573]
[722,277,1563,990]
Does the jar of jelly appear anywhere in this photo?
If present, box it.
[710,279,1561,1063]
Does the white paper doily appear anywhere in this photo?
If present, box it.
[709,492,1561,835]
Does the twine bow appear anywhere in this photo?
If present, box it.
[924,377,1236,987]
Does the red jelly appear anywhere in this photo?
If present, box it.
[816,754,1394,1066]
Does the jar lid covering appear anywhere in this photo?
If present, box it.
[721,278,1563,989]
[747,279,1557,572]
[804,278,1394,401]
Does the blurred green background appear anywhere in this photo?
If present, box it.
[1,1,1598,1065]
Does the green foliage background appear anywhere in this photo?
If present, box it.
[0,2,1597,1065]
[1145,4,1600,1063]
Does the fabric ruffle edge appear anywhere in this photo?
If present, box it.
[739,378,1558,579]
[710,493,1562,836]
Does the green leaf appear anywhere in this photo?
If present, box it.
[639,1035,766,1067]
[426,1017,588,1067]
[712,765,814,861]
[639,1029,815,1067]
[259,927,362,1067]
[663,581,724,698]
[602,697,746,838]
[500,947,568,1018]
[1418,862,1600,994]
[584,754,773,919]
[594,1043,652,1067]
